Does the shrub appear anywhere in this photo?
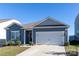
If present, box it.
[1,40,7,46]
[64,42,69,46]
[15,39,21,46]
[8,40,16,46]
[29,41,33,45]
[70,40,79,45]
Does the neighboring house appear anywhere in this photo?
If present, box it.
[0,17,69,46]
[75,14,79,41]
[23,17,69,45]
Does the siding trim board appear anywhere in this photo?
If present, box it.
[34,26,68,28]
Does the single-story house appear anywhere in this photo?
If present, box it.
[0,17,69,46]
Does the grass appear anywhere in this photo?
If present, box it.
[65,45,78,56]
[0,46,29,56]
[65,45,78,52]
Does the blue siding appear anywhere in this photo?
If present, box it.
[33,28,67,44]
[6,24,25,44]
[20,29,24,44]
[6,30,11,41]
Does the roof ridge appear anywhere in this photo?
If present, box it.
[0,19,13,23]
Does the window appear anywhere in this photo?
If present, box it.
[11,31,20,40]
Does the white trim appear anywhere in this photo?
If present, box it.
[11,31,20,32]
[5,22,22,29]
[32,29,33,44]
[24,30,26,44]
[34,26,68,29]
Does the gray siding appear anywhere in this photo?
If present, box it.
[33,27,67,44]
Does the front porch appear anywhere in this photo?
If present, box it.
[6,23,33,45]
[23,30,32,44]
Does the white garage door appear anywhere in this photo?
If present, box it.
[36,31,64,45]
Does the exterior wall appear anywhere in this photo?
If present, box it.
[75,15,79,41]
[0,19,21,40]
[20,29,24,44]
[6,24,24,44]
[32,27,68,44]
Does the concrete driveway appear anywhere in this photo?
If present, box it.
[17,45,66,56]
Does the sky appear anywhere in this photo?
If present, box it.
[0,3,79,35]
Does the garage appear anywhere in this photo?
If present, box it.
[23,17,68,45]
[36,31,65,45]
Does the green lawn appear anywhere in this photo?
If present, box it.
[65,45,78,52]
[0,46,29,56]
[65,45,79,56]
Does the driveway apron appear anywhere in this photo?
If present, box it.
[17,45,66,56]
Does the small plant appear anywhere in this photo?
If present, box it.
[29,41,33,45]
[1,40,7,46]
[8,40,16,46]
[68,51,78,56]
[15,39,21,46]
[66,45,78,56]
[64,42,69,46]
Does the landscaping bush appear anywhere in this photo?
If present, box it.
[29,41,33,45]
[70,40,79,45]
[15,39,21,46]
[67,51,78,56]
[1,40,7,46]
[8,40,16,46]
[64,42,69,46]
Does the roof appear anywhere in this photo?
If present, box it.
[23,22,38,30]
[23,17,69,30]
[0,19,11,23]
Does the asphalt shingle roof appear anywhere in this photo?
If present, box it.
[23,17,68,30]
[0,19,11,23]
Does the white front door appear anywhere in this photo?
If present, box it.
[36,31,64,45]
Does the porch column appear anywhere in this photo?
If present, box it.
[32,29,33,44]
[24,29,26,45]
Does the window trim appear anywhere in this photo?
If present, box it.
[11,30,20,40]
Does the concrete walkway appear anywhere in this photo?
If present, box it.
[17,45,66,56]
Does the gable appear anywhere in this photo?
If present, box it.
[9,23,22,29]
[5,23,22,30]
[35,18,66,27]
